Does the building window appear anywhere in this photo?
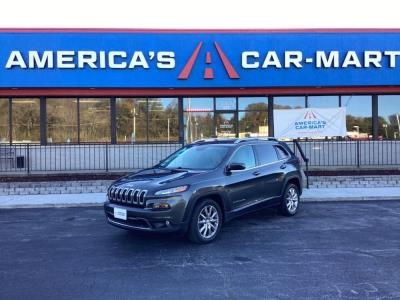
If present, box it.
[148,98,179,142]
[341,95,372,138]
[0,98,9,143]
[183,98,214,143]
[307,96,339,108]
[273,96,305,109]
[116,98,147,143]
[12,98,40,143]
[238,97,268,138]
[46,98,78,143]
[79,98,110,142]
[215,97,236,110]
[378,95,400,139]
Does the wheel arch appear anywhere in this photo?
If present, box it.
[282,176,302,196]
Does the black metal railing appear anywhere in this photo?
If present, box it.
[1,140,400,175]
[287,139,400,169]
[0,142,182,174]
[292,139,309,188]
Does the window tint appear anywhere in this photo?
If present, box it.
[255,144,278,165]
[160,145,230,170]
[230,146,256,169]
[275,146,289,160]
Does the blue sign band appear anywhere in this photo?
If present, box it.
[1,31,400,88]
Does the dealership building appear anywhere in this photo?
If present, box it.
[0,29,400,173]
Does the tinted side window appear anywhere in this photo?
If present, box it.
[275,146,289,160]
[230,146,256,169]
[255,144,279,165]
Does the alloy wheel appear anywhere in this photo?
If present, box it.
[285,187,299,214]
[197,205,219,239]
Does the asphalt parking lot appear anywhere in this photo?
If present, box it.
[1,201,400,300]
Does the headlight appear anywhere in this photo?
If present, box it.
[154,185,188,196]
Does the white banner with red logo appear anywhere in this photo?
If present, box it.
[274,107,347,138]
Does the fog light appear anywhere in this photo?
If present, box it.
[152,202,171,210]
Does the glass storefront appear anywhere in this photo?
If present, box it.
[0,94,398,144]
[273,96,305,109]
[308,96,339,108]
[342,95,372,138]
[47,98,78,143]
[116,98,147,142]
[79,98,111,142]
[12,98,40,143]
[378,95,400,139]
[148,98,179,142]
[183,98,214,143]
[0,98,9,143]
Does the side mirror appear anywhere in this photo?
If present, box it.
[226,162,246,173]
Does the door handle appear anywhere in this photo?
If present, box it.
[253,171,260,176]
[280,164,287,169]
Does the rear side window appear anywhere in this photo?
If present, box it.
[254,144,279,165]
[275,146,289,160]
[230,145,256,169]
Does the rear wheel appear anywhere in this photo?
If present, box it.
[187,199,222,244]
[279,183,300,216]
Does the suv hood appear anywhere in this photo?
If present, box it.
[112,167,206,190]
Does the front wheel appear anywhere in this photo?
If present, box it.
[279,183,300,216]
[187,199,222,244]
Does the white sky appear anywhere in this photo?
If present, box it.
[0,0,399,28]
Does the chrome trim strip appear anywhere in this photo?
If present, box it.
[107,217,152,231]
[139,190,147,205]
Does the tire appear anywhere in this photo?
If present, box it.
[279,183,300,217]
[187,199,223,244]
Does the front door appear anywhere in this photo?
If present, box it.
[215,112,236,139]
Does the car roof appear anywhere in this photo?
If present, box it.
[190,138,279,146]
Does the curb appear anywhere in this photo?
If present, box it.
[302,197,400,202]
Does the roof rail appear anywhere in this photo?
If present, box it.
[235,137,278,143]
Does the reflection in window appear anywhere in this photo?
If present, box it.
[0,98,9,143]
[239,111,268,138]
[273,96,305,109]
[47,98,78,143]
[116,98,147,142]
[378,95,400,139]
[230,145,256,169]
[183,98,213,112]
[216,113,236,138]
[148,98,179,142]
[239,97,267,110]
[184,112,214,144]
[308,96,339,108]
[79,98,110,142]
[342,95,372,138]
[12,98,40,143]
[215,97,236,110]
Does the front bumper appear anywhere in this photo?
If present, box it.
[104,201,188,233]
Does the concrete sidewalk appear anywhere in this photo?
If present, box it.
[0,187,399,208]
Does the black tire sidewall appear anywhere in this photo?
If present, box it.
[188,199,223,244]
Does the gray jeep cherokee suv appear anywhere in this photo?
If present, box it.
[104,138,304,243]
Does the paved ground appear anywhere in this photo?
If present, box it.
[1,201,400,300]
[2,187,400,208]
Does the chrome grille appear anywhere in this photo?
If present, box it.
[108,187,147,207]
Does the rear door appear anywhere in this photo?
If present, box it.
[224,145,259,210]
[253,143,287,199]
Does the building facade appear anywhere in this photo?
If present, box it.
[0,29,400,146]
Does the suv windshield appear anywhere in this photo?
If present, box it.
[159,145,231,170]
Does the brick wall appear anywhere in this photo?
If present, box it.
[1,176,399,196]
[0,180,113,196]
[309,175,400,188]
